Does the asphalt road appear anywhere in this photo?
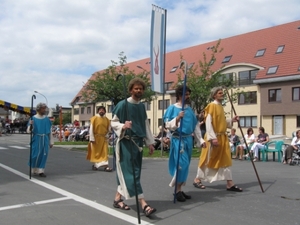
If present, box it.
[0,134,299,225]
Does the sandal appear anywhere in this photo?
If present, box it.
[98,166,113,172]
[113,199,130,210]
[92,165,98,171]
[193,181,206,189]
[227,185,243,192]
[143,205,156,217]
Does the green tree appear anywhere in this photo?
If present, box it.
[176,40,240,114]
[81,52,156,106]
[53,112,71,125]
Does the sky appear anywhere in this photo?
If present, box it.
[0,0,300,109]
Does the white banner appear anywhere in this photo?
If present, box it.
[150,5,166,93]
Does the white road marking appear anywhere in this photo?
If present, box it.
[9,146,28,149]
[0,163,154,225]
[0,147,8,150]
[0,197,71,211]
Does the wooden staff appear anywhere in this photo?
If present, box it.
[225,88,264,193]
[29,94,36,179]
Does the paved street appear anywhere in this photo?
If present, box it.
[0,134,300,225]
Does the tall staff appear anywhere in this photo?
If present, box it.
[225,88,264,193]
[116,74,141,224]
[173,60,188,203]
[29,94,36,179]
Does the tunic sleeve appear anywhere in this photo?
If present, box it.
[144,119,155,146]
[194,122,205,147]
[111,114,125,139]
[205,114,217,141]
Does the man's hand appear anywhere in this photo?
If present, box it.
[232,116,239,122]
[122,121,132,130]
[148,144,155,155]
[211,139,219,147]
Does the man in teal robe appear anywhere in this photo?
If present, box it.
[27,103,53,177]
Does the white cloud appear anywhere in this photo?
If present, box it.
[0,0,299,108]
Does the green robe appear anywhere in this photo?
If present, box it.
[111,98,149,199]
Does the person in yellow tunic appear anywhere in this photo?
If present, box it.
[86,106,112,172]
[195,87,243,192]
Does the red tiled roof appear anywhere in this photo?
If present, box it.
[71,20,300,103]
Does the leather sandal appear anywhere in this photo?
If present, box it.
[143,205,156,217]
[113,199,130,210]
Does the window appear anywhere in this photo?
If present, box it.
[188,62,194,69]
[255,49,265,57]
[81,107,85,114]
[222,55,232,63]
[269,89,281,102]
[74,108,79,115]
[292,87,300,101]
[239,116,257,127]
[164,82,173,91]
[238,91,257,104]
[238,69,258,86]
[276,45,284,53]
[267,66,278,74]
[297,116,300,127]
[209,59,215,66]
[143,102,151,111]
[108,105,113,113]
[158,100,170,110]
[158,118,163,127]
[170,66,178,73]
[87,107,91,114]
[219,73,234,83]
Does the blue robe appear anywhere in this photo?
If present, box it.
[164,104,198,185]
[28,116,52,170]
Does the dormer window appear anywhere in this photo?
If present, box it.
[267,66,278,74]
[170,66,178,73]
[276,45,284,53]
[255,49,265,57]
[222,55,232,63]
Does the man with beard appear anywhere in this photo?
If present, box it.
[27,103,53,177]
[195,87,242,192]
[87,106,112,172]
[111,77,157,217]
[164,85,205,202]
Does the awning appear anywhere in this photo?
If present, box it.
[0,100,36,115]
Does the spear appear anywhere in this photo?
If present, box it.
[29,94,36,179]
[173,60,188,203]
[116,74,141,224]
[224,88,264,193]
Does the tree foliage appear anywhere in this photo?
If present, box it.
[176,40,239,114]
[81,52,156,106]
[53,111,71,125]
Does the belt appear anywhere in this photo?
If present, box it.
[123,135,143,152]
[215,132,227,136]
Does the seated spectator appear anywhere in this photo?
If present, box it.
[234,127,255,160]
[248,127,269,162]
[79,126,89,141]
[68,125,80,141]
[283,130,300,165]
[64,128,70,141]
[154,126,170,150]
[228,128,240,153]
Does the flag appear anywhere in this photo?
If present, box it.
[150,5,166,93]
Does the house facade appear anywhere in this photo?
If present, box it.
[71,20,300,137]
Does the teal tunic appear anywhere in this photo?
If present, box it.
[112,99,147,198]
[164,104,198,184]
[28,116,52,169]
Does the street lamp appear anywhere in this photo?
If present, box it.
[34,91,49,116]
[136,65,149,78]
[34,91,48,106]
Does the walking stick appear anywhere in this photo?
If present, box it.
[111,98,116,171]
[173,60,188,203]
[29,94,36,179]
[225,88,264,193]
[116,74,141,224]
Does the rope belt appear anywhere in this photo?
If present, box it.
[171,132,192,138]
[123,135,143,152]
[215,132,227,136]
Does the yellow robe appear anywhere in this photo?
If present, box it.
[197,101,233,182]
[86,115,110,166]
